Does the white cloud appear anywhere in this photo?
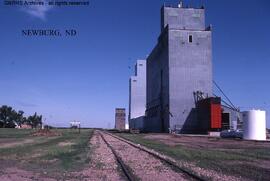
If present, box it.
[22,0,52,20]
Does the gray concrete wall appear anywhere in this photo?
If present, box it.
[145,30,170,132]
[168,29,212,132]
[129,60,146,129]
[161,6,205,32]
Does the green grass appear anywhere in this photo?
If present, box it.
[116,133,270,181]
[43,129,92,170]
[0,128,93,178]
[0,128,33,138]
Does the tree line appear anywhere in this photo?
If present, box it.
[0,105,42,128]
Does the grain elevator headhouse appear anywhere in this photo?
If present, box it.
[145,3,212,133]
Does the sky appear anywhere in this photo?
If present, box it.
[0,0,269,128]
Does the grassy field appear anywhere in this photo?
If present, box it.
[0,128,93,179]
[116,133,270,181]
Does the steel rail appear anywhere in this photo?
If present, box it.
[103,131,206,181]
[98,131,135,181]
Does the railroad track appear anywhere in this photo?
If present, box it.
[98,130,206,181]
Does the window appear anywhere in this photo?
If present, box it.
[189,35,193,43]
[139,64,143,66]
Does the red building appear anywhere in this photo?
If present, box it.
[197,97,222,133]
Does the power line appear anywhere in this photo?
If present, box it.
[213,81,238,111]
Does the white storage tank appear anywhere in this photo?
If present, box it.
[125,123,129,130]
[243,110,266,141]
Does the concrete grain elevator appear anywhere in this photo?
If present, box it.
[145,3,212,133]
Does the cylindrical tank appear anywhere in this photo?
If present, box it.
[125,123,129,130]
[243,110,266,141]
